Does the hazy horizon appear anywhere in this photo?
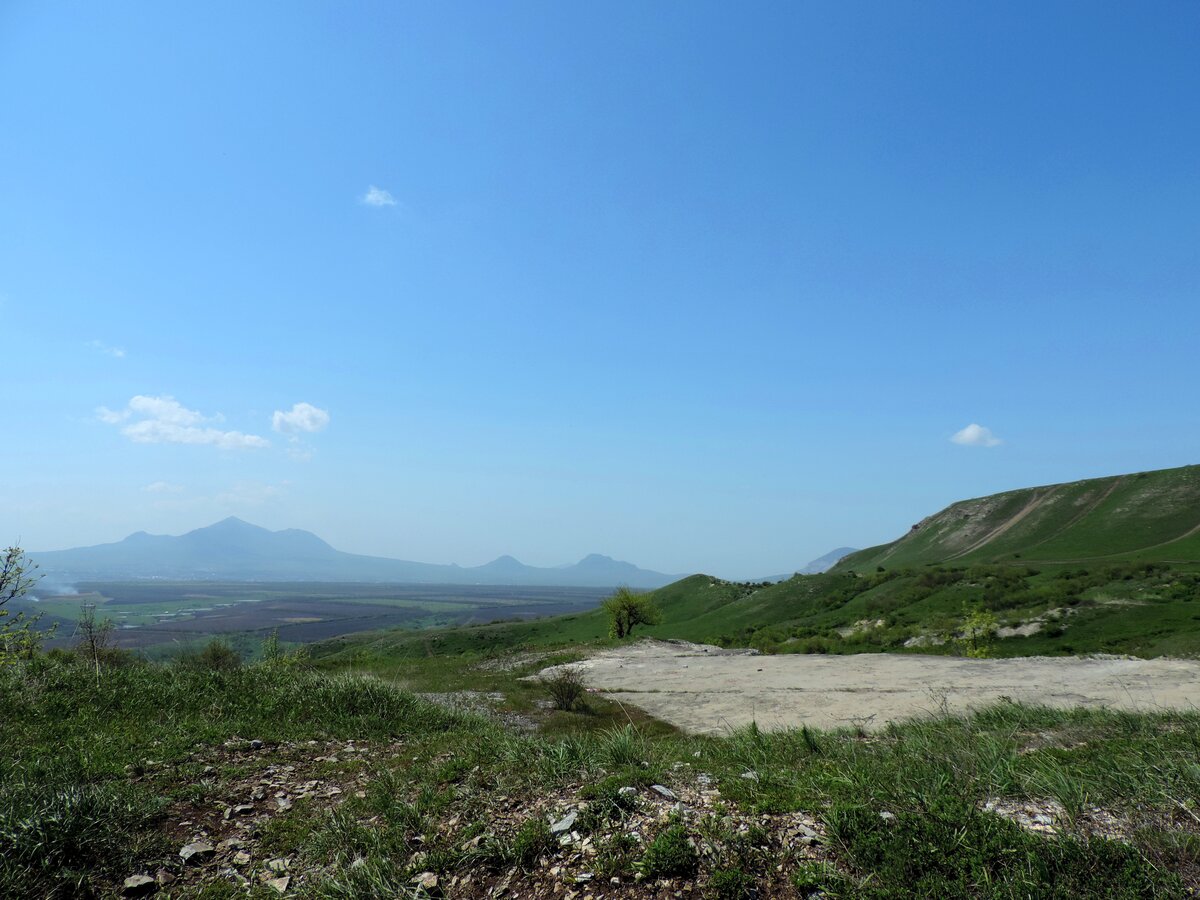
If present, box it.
[25,513,853,581]
[3,3,1198,580]
[28,514,686,574]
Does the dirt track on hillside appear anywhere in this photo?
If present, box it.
[541,641,1200,734]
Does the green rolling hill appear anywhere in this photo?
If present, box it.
[838,463,1200,571]
[315,464,1200,666]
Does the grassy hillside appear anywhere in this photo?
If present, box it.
[839,464,1200,571]
[305,463,1200,682]
[316,560,1200,665]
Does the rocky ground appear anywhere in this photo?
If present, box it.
[112,719,1182,899]
[117,733,839,898]
[122,736,385,896]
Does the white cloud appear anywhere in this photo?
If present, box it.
[361,185,397,207]
[951,423,1002,448]
[96,406,129,424]
[143,481,184,494]
[128,395,209,426]
[98,395,270,450]
[272,402,330,436]
[89,339,125,358]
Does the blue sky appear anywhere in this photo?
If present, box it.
[2,2,1198,579]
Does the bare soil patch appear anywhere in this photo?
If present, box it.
[541,640,1200,734]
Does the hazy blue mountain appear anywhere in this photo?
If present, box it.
[759,547,860,581]
[800,547,859,574]
[30,518,678,588]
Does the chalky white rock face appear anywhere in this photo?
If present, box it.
[540,640,1200,734]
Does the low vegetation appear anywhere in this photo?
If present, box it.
[316,561,1200,668]
[6,462,1200,895]
[3,644,1200,897]
[542,665,588,712]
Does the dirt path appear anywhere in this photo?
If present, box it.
[543,641,1200,735]
[945,489,1051,560]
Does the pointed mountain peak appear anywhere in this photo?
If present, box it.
[478,554,527,570]
[208,516,257,529]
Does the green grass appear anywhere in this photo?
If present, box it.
[3,653,1198,896]
[312,561,1200,662]
[824,800,1170,898]
[840,463,1200,571]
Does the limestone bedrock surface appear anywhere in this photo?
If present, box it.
[539,640,1200,734]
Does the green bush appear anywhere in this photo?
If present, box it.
[543,667,587,711]
[707,866,755,899]
[511,816,556,869]
[179,638,242,672]
[641,820,698,879]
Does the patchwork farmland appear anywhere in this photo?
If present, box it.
[26,582,609,657]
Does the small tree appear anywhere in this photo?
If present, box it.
[958,604,998,658]
[260,629,308,669]
[602,586,662,639]
[76,600,116,677]
[0,545,52,664]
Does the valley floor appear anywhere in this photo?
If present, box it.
[544,640,1200,734]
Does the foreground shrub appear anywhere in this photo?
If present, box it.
[511,816,556,869]
[641,820,698,879]
[179,638,242,672]
[543,666,587,711]
[708,866,756,899]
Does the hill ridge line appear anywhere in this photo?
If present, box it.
[838,463,1200,570]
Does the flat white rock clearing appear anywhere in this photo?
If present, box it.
[541,640,1200,734]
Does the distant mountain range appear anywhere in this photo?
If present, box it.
[30,518,680,588]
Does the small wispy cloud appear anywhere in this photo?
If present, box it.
[361,185,397,207]
[272,402,330,437]
[143,481,184,494]
[98,395,270,450]
[951,423,1002,448]
[89,339,125,359]
[96,406,129,425]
